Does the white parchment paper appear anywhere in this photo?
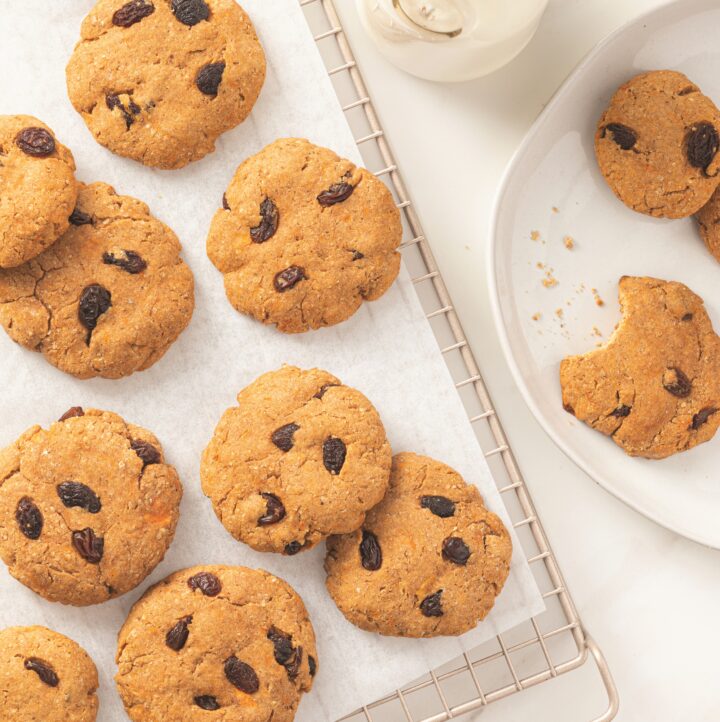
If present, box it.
[0,1,543,719]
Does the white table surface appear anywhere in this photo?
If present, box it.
[335,1,720,720]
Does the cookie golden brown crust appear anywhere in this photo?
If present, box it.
[325,452,512,638]
[595,70,720,218]
[0,115,77,268]
[116,565,317,722]
[0,626,99,721]
[206,138,402,333]
[0,407,182,605]
[560,276,720,459]
[201,365,392,554]
[66,0,266,169]
[696,184,720,261]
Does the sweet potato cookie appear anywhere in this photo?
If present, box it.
[561,276,720,458]
[325,452,512,638]
[206,138,402,333]
[595,70,720,218]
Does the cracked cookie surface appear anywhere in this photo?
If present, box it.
[0,181,194,379]
[0,625,99,722]
[325,452,512,637]
[201,365,392,555]
[595,70,720,218]
[66,0,266,169]
[206,138,402,333]
[0,407,182,605]
[560,276,720,458]
[0,115,77,268]
[116,565,317,721]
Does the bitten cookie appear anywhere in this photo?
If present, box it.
[0,115,77,268]
[66,0,266,169]
[0,407,182,605]
[325,452,512,638]
[116,565,317,721]
[201,365,392,555]
[561,276,720,458]
[696,185,720,261]
[0,626,99,721]
[595,70,720,218]
[206,138,402,333]
[0,181,194,379]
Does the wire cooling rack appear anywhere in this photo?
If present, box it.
[299,2,620,721]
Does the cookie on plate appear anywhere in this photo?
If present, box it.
[116,565,317,721]
[206,138,402,333]
[201,365,392,555]
[0,625,99,721]
[595,70,720,218]
[0,407,182,605]
[325,452,512,637]
[0,115,77,268]
[561,276,720,458]
[696,184,720,261]
[66,0,266,169]
[0,181,194,379]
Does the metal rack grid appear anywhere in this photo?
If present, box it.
[299,2,620,721]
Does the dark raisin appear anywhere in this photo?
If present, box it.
[196,62,225,96]
[15,127,55,157]
[106,93,141,129]
[187,571,221,596]
[308,655,317,677]
[267,626,294,665]
[250,198,279,243]
[103,250,147,274]
[351,250,364,261]
[442,536,471,565]
[691,407,717,430]
[24,658,58,687]
[678,85,698,96]
[16,497,43,540]
[258,493,286,526]
[359,529,382,571]
[682,313,694,321]
[194,695,220,710]
[419,590,444,617]
[78,284,111,342]
[285,645,302,679]
[72,528,104,563]
[323,437,346,475]
[69,208,93,226]
[603,123,637,150]
[271,423,299,452]
[172,0,210,25]
[130,438,161,466]
[57,482,101,514]
[222,193,230,210]
[662,367,692,398]
[686,122,720,172]
[274,266,306,292]
[165,616,192,651]
[59,406,84,421]
[112,0,155,27]
[224,656,259,693]
[284,541,303,555]
[317,182,355,206]
[419,495,455,518]
[610,405,631,418]
[314,383,339,399]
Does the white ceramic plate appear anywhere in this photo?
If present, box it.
[488,0,720,548]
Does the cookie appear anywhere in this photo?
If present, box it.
[0,115,77,268]
[0,625,99,721]
[201,365,392,554]
[116,565,317,721]
[696,184,720,261]
[66,0,265,169]
[0,181,194,379]
[561,276,720,458]
[595,70,720,218]
[206,138,402,333]
[325,452,511,637]
[0,407,182,605]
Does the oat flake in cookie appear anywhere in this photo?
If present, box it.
[201,365,392,554]
[325,452,512,637]
[66,0,266,169]
[595,70,720,218]
[561,276,720,459]
[206,138,402,333]
[116,565,317,721]
[0,408,182,605]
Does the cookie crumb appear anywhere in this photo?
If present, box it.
[552,206,559,214]
[530,230,540,241]
[592,325,603,337]
[563,235,574,250]
[555,308,564,318]
[592,288,605,306]
[531,312,541,321]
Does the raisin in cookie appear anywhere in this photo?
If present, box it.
[561,276,720,458]
[595,70,720,218]
[0,407,182,605]
[325,452,512,637]
[0,625,99,721]
[66,0,266,169]
[0,181,194,379]
[116,565,317,721]
[696,184,720,261]
[201,365,392,555]
[0,115,77,268]
[206,138,402,333]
